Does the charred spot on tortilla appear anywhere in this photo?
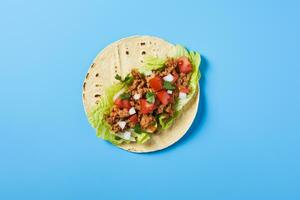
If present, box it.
[82,35,201,153]
[114,65,118,74]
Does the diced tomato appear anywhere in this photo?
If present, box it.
[154,98,160,106]
[179,86,190,93]
[114,98,131,109]
[140,99,156,114]
[114,98,123,108]
[156,90,171,105]
[177,56,192,73]
[122,100,131,109]
[172,72,179,83]
[129,114,138,124]
[169,96,175,103]
[149,76,163,91]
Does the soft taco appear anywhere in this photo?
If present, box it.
[82,35,201,152]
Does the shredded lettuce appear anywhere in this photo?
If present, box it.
[143,57,166,70]
[88,83,123,129]
[132,132,151,144]
[139,56,166,75]
[88,83,131,144]
[158,113,178,129]
[97,122,126,145]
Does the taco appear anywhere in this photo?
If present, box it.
[82,35,201,152]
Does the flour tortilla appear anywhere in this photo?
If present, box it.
[82,35,199,153]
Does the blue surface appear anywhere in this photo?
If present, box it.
[1,0,299,199]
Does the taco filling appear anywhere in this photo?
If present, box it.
[88,45,201,145]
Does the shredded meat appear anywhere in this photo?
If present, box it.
[117,108,129,118]
[127,120,136,128]
[106,107,119,124]
[140,114,155,129]
[140,114,157,133]
[105,57,192,135]
[156,104,164,114]
[177,72,191,87]
[131,69,143,79]
[129,69,147,95]
[146,124,157,133]
[165,104,173,115]
[111,123,122,133]
[156,58,177,76]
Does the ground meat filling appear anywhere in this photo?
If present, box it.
[140,114,155,130]
[105,57,192,134]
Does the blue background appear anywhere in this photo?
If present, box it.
[1,0,299,199]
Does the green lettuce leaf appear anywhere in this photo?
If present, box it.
[132,132,151,144]
[88,83,131,144]
[88,83,123,129]
[139,56,166,75]
[143,57,166,70]
[96,122,125,145]
[158,113,178,129]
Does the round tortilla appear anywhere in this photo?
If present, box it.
[82,35,199,153]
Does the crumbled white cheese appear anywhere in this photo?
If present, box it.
[163,74,174,82]
[129,107,136,115]
[117,121,126,130]
[179,92,187,99]
[167,90,173,94]
[133,93,141,100]
[123,131,131,140]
